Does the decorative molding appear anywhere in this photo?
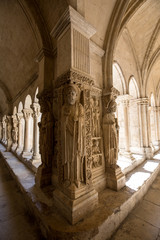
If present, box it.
[90,40,105,57]
[35,48,54,62]
[50,6,96,39]
[55,69,94,88]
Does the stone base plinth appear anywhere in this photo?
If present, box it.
[35,164,52,188]
[22,151,32,159]
[106,166,125,191]
[53,186,98,225]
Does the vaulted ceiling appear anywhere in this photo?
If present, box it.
[0,0,159,115]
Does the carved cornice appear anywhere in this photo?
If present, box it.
[50,6,96,39]
[90,40,105,57]
[55,69,94,88]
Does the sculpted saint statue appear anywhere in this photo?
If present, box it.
[103,94,119,167]
[61,84,85,188]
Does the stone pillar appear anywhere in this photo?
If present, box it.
[50,6,98,225]
[117,95,134,160]
[31,103,41,162]
[103,88,125,191]
[16,113,24,154]
[153,106,160,146]
[22,109,33,159]
[0,120,2,141]
[6,116,13,151]
[137,98,152,158]
[11,115,18,151]
[2,117,7,144]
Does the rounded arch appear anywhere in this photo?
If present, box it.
[18,102,23,113]
[13,106,17,115]
[129,76,140,98]
[113,62,126,95]
[24,95,32,109]
[17,0,52,51]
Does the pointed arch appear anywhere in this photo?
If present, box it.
[129,76,140,98]
[113,62,126,95]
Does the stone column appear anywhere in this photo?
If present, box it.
[137,98,152,158]
[31,103,41,162]
[22,109,33,159]
[2,117,7,144]
[16,113,24,154]
[0,120,2,141]
[117,95,134,160]
[6,116,13,151]
[11,115,18,151]
[103,88,125,191]
[153,106,160,146]
[50,6,98,225]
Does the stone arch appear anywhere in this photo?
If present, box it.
[17,0,52,51]
[113,62,126,95]
[13,106,17,115]
[18,102,23,113]
[24,95,32,109]
[129,77,140,99]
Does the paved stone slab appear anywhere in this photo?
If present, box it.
[144,188,160,206]
[132,199,160,228]
[111,214,159,240]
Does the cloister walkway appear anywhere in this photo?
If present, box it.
[0,157,44,240]
[111,163,160,240]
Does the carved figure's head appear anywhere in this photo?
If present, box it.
[65,85,78,105]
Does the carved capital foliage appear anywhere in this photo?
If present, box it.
[22,109,33,120]
[55,69,94,88]
[31,103,40,119]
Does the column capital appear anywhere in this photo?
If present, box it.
[16,112,23,122]
[22,109,33,120]
[136,97,149,106]
[31,103,40,119]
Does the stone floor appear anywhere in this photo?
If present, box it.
[0,157,45,240]
[111,171,160,240]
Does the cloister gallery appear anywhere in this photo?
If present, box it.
[0,0,160,239]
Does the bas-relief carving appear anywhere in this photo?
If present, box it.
[36,89,54,187]
[103,88,120,168]
[12,116,18,145]
[61,84,85,188]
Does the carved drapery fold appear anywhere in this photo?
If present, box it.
[36,89,54,187]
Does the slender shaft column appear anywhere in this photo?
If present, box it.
[123,100,130,152]
[0,120,2,141]
[16,113,24,153]
[22,109,33,159]
[153,107,160,145]
[31,103,41,162]
[137,98,152,158]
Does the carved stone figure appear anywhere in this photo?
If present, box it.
[92,139,100,154]
[103,89,119,168]
[61,84,85,188]
[94,99,100,137]
[36,89,54,187]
